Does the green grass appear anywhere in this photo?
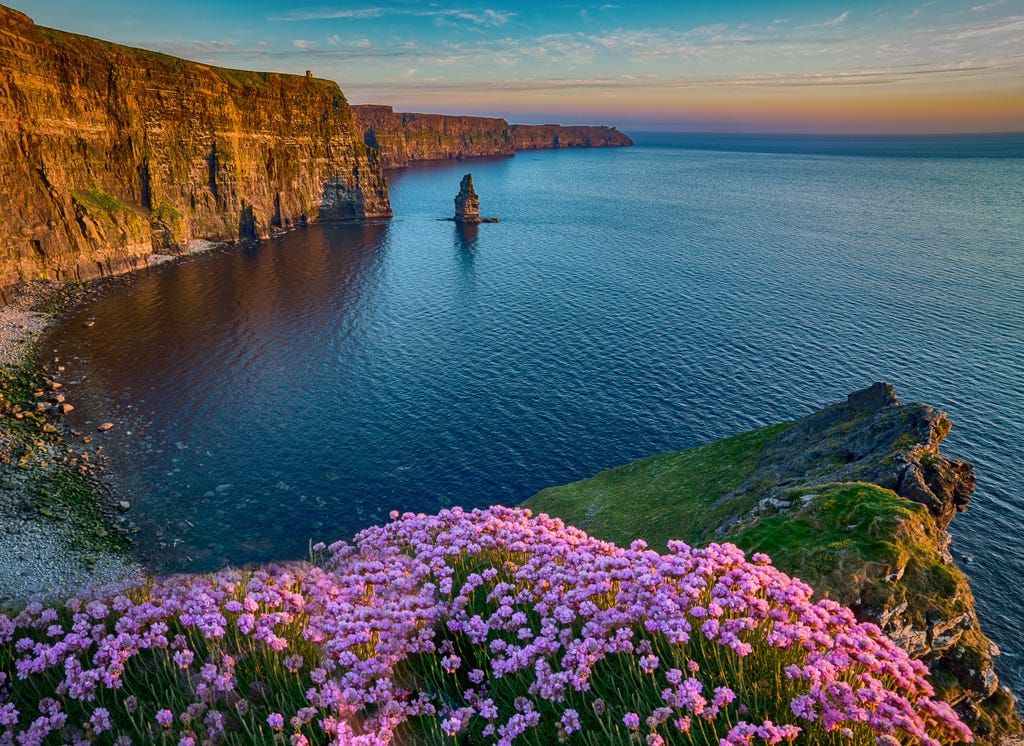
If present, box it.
[72,186,130,216]
[523,422,792,550]
[152,200,183,221]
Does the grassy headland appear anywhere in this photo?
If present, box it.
[525,386,1022,742]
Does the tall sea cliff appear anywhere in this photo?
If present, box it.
[0,4,392,298]
[352,104,633,169]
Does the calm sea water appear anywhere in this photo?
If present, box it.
[47,132,1024,692]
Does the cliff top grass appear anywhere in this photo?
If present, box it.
[38,26,346,99]
[524,427,973,626]
[522,422,792,551]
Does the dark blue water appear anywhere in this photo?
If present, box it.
[48,133,1024,692]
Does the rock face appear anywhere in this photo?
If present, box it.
[510,123,634,150]
[454,174,480,222]
[719,383,1021,744]
[0,4,391,298]
[352,105,515,169]
[751,382,975,538]
[352,105,633,169]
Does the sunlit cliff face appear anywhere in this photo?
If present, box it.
[8,0,1024,132]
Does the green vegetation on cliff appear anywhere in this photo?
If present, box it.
[524,423,792,550]
[525,386,1022,744]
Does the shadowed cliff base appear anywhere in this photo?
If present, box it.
[525,383,1023,744]
[352,104,633,169]
[0,3,391,300]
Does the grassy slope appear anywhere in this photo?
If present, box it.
[524,422,1020,740]
[523,423,792,550]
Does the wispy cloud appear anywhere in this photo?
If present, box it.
[270,8,386,21]
[270,6,514,27]
[823,11,849,27]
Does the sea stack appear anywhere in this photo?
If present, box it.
[454,174,481,222]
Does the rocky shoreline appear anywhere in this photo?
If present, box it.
[0,281,141,605]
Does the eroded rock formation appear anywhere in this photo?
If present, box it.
[454,174,480,222]
[352,105,633,169]
[718,383,1022,743]
[0,4,391,298]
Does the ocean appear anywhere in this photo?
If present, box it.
[46,131,1024,692]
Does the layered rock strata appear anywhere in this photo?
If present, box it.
[719,384,1020,742]
[352,104,632,169]
[510,122,635,150]
[527,383,1023,744]
[0,4,391,298]
[453,174,480,222]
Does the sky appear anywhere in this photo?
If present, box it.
[8,0,1024,133]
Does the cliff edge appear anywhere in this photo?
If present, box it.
[525,383,1023,744]
[0,4,391,298]
[352,104,633,169]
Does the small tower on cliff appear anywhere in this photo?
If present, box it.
[454,174,480,222]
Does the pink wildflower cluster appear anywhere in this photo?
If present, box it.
[0,506,973,745]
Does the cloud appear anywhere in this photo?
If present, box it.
[270,8,385,21]
[972,0,1007,11]
[292,39,319,50]
[270,6,513,27]
[824,11,849,27]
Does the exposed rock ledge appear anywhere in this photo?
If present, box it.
[526,383,1023,744]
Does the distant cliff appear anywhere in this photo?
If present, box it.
[526,383,1023,745]
[510,122,634,150]
[0,4,391,298]
[352,104,632,169]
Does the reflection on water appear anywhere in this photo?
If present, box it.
[53,222,392,569]
[46,137,1024,696]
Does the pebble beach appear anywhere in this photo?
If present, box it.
[0,282,140,606]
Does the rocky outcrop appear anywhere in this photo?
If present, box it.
[716,383,1021,744]
[749,382,975,538]
[454,174,480,222]
[352,105,632,169]
[527,383,1022,744]
[0,4,391,299]
[510,123,634,150]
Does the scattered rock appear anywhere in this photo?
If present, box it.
[56,403,74,414]
[83,320,95,328]
[97,422,114,432]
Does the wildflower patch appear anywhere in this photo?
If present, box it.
[1,506,973,745]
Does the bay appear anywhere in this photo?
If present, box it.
[47,132,1024,691]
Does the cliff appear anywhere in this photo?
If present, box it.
[352,105,515,169]
[352,104,633,169]
[525,383,1023,745]
[0,4,391,299]
[510,122,634,150]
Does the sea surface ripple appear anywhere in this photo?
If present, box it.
[48,132,1024,693]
